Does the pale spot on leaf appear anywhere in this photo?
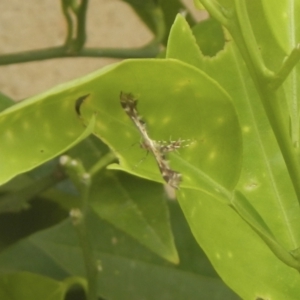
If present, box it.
[44,130,53,139]
[209,151,216,160]
[66,131,76,137]
[217,117,224,124]
[5,131,14,140]
[23,121,30,130]
[124,131,133,139]
[183,175,192,181]
[97,121,108,131]
[61,101,70,109]
[244,180,259,191]
[174,79,191,92]
[162,116,171,124]
[243,126,251,133]
[190,208,197,218]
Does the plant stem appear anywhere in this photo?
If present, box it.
[232,191,300,270]
[0,45,160,66]
[0,0,164,66]
[201,0,300,206]
[258,88,300,202]
[61,0,88,52]
[71,208,99,300]
[75,0,88,51]
[270,44,300,90]
[61,156,99,300]
[148,5,166,45]
[61,0,74,46]
[197,0,229,26]
[229,0,300,204]
[233,0,273,80]
[89,152,116,177]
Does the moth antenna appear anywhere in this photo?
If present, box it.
[133,151,149,170]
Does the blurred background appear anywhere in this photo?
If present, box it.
[0,0,204,100]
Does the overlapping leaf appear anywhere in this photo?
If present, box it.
[167,13,300,299]
[0,10,242,299]
[0,96,96,185]
[260,0,300,54]
[0,58,242,198]
[0,272,85,300]
[43,138,179,264]
[90,172,179,263]
[0,204,239,300]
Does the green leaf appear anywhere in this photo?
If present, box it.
[122,0,196,45]
[121,0,166,46]
[121,0,159,33]
[193,0,204,10]
[0,56,242,275]
[245,1,285,70]
[41,137,111,211]
[192,34,300,250]
[0,92,14,112]
[192,17,226,56]
[0,206,239,300]
[167,9,300,298]
[231,191,300,269]
[1,59,241,198]
[167,14,204,68]
[159,0,196,43]
[245,1,300,148]
[260,0,300,54]
[41,131,178,263]
[0,272,86,300]
[90,172,179,264]
[0,99,96,185]
[195,0,234,12]
[178,189,300,300]
[78,59,242,196]
[39,136,178,263]
[255,0,300,149]
[67,135,110,171]
[0,166,63,214]
[0,195,67,251]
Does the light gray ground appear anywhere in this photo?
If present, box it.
[0,0,203,100]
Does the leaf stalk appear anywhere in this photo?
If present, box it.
[61,155,99,300]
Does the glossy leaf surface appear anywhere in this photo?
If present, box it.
[167,14,300,299]
[0,99,95,185]
[78,59,242,196]
[260,0,300,54]
[0,59,242,198]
